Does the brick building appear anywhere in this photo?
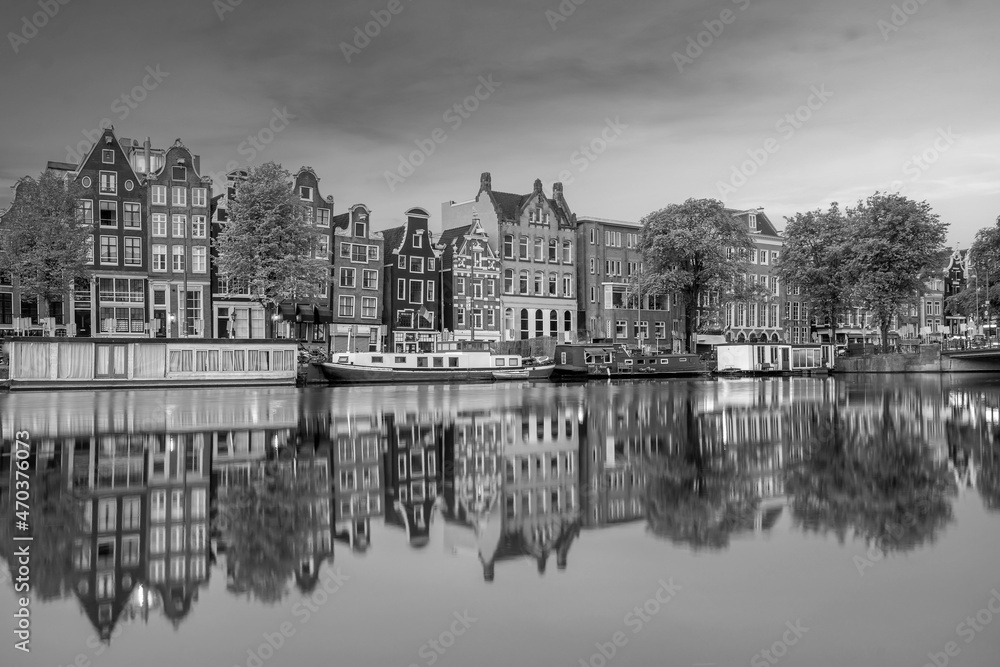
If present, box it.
[330,203,384,352]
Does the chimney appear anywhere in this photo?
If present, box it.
[553,182,563,199]
[533,178,543,195]
[480,172,491,192]
[143,137,151,175]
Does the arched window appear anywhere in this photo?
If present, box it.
[564,311,572,332]
[519,271,529,295]
[503,235,514,259]
[548,238,558,262]
[535,309,544,338]
[549,310,558,336]
[505,308,514,334]
[504,269,514,294]
[520,309,529,340]
[737,333,746,342]
[562,240,572,264]
[548,273,557,296]
[519,236,529,259]
[533,272,543,294]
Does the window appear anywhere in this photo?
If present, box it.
[172,165,187,181]
[504,269,514,294]
[151,185,167,205]
[152,213,167,237]
[340,267,356,288]
[427,281,435,303]
[193,247,207,273]
[548,238,558,262]
[409,280,423,303]
[428,257,435,271]
[192,188,207,207]
[616,320,627,338]
[97,499,117,532]
[410,257,424,273]
[473,280,483,299]
[772,251,779,263]
[519,271,528,294]
[655,322,666,339]
[124,237,142,266]
[519,236,529,259]
[172,246,185,271]
[398,255,406,269]
[749,213,758,230]
[759,250,768,264]
[534,272,543,294]
[99,201,117,226]
[301,206,314,224]
[76,199,93,224]
[397,279,406,299]
[102,149,114,164]
[299,185,313,200]
[100,236,118,264]
[339,295,355,317]
[152,490,166,521]
[123,202,141,228]
[171,187,186,206]
[413,232,422,248]
[353,217,366,236]
[562,276,572,297]
[153,245,167,271]
[192,215,207,238]
[172,215,186,237]
[548,273,557,295]
[562,241,572,263]
[503,235,514,258]
[367,246,379,261]
[456,276,465,295]
[99,171,116,194]
[363,270,378,289]
[534,238,544,261]
[487,279,496,297]
[362,297,377,318]
[318,208,331,227]
[456,307,466,327]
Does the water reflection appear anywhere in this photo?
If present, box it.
[1,377,999,644]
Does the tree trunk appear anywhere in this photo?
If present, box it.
[881,323,890,352]
[684,298,696,354]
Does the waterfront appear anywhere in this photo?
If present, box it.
[1,376,1000,667]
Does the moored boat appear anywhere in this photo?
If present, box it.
[320,339,551,384]
[551,343,709,379]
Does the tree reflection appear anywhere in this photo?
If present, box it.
[786,404,955,553]
[219,462,320,604]
[643,400,759,551]
[976,431,1000,513]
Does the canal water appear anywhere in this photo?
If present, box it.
[1,376,999,667]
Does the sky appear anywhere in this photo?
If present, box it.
[0,0,997,247]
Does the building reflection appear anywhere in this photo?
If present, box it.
[2,378,999,635]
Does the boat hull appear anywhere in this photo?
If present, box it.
[320,363,497,384]
[492,363,555,381]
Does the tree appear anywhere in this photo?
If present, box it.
[848,193,948,349]
[0,172,92,318]
[215,162,328,337]
[776,204,854,346]
[946,217,1000,335]
[638,199,760,353]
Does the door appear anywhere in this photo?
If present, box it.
[153,310,167,338]
[780,347,790,371]
[75,311,91,338]
[95,344,128,378]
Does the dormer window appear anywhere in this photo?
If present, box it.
[172,166,187,181]
[413,233,422,248]
[299,186,313,201]
[529,211,535,224]
[354,220,367,237]
[749,213,758,230]
[102,149,114,164]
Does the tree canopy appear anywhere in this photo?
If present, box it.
[0,171,92,312]
[638,199,760,352]
[215,162,329,321]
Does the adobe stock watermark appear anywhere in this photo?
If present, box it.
[546,0,590,32]
[750,620,810,667]
[877,0,934,41]
[8,0,74,54]
[340,0,415,63]
[234,567,350,667]
[920,589,1000,667]
[673,0,753,73]
[407,610,477,667]
[716,84,833,202]
[578,577,682,667]
[204,106,297,192]
[883,127,959,197]
[64,65,171,165]
[383,74,501,192]
[214,0,244,21]
[554,117,628,186]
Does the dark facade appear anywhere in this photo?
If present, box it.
[438,214,503,342]
[381,208,442,353]
[331,203,384,352]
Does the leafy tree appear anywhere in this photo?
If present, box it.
[847,193,948,349]
[215,162,328,337]
[638,199,760,352]
[0,171,92,318]
[946,217,1000,333]
[776,204,854,346]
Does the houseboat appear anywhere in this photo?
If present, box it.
[551,343,709,379]
[320,339,554,384]
[714,342,832,376]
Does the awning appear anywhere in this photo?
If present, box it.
[296,304,316,323]
[315,306,333,324]
[697,334,727,346]
[278,303,296,321]
[585,347,614,355]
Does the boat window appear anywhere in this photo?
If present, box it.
[395,356,406,363]
[679,358,687,362]
[509,357,519,366]
[660,359,669,364]
[417,357,428,367]
[338,356,349,363]
[560,352,567,364]
[496,359,506,366]
[448,357,459,367]
[371,356,383,363]
[433,357,443,367]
